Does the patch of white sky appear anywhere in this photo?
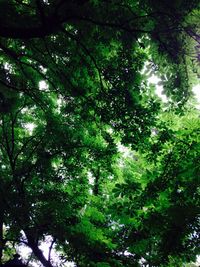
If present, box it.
[39,65,47,74]
[141,61,168,103]
[87,171,95,195]
[39,80,49,91]
[142,61,200,107]
[18,234,75,267]
[148,74,168,103]
[193,84,200,109]
[21,106,37,134]
[38,80,63,111]
[43,0,50,4]
[4,62,11,71]
[24,122,35,135]
[117,143,132,158]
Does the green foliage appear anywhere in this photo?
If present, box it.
[111,112,200,266]
[0,1,199,267]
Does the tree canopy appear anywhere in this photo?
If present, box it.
[0,0,199,266]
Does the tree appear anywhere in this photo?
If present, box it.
[112,110,200,266]
[0,0,199,266]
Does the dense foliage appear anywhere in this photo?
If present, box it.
[0,0,199,266]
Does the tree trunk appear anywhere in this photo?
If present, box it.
[26,234,54,267]
[93,167,101,196]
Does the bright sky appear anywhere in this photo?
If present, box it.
[24,123,35,134]
[39,80,49,91]
[150,74,200,107]
[18,236,75,267]
[148,74,168,103]
[193,84,200,108]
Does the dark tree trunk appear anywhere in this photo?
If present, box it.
[26,235,54,267]
[93,167,101,196]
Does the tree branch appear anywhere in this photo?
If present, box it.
[48,238,56,262]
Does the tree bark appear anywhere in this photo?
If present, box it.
[26,235,54,267]
[93,167,101,196]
